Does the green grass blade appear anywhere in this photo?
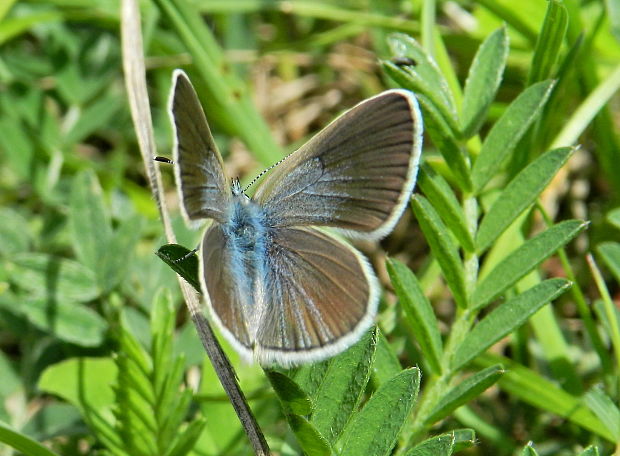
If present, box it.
[426,364,504,424]
[0,0,17,22]
[461,26,508,138]
[338,368,420,456]
[473,220,586,310]
[418,163,474,252]
[387,258,443,374]
[476,147,573,253]
[454,278,571,370]
[311,328,377,443]
[551,64,620,148]
[606,0,620,39]
[412,195,468,308]
[0,421,62,456]
[583,385,620,441]
[471,80,555,193]
[587,254,620,371]
[527,0,568,85]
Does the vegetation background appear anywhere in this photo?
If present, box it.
[0,0,619,455]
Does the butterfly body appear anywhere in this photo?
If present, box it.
[170,69,423,366]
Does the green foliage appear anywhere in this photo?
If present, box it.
[1,0,619,455]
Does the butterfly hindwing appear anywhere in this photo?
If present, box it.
[254,227,379,365]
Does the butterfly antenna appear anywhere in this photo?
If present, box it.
[243,150,295,193]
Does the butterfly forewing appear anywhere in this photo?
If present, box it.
[170,70,230,224]
[253,90,423,240]
[254,227,379,365]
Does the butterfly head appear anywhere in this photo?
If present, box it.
[231,178,250,202]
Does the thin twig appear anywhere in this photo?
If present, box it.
[120,1,270,454]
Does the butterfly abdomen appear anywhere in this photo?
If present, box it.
[222,197,271,333]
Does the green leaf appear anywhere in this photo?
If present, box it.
[371,330,402,387]
[461,27,509,138]
[287,414,332,456]
[452,429,476,452]
[471,80,555,193]
[475,353,614,441]
[156,244,201,292]
[101,215,142,293]
[521,443,539,456]
[0,208,31,255]
[387,258,443,374]
[578,445,600,456]
[385,33,457,123]
[38,357,117,417]
[476,147,573,252]
[338,368,420,456]
[266,370,313,416]
[0,421,62,456]
[607,207,620,229]
[473,220,586,310]
[583,385,620,441]
[0,295,107,347]
[405,433,454,456]
[527,0,568,84]
[167,418,207,456]
[311,328,377,443]
[417,164,474,252]
[70,171,112,275]
[293,360,330,400]
[64,95,123,145]
[426,365,504,424]
[597,241,620,283]
[9,253,99,302]
[70,172,140,293]
[415,95,472,192]
[412,195,467,308]
[454,279,571,370]
[0,12,62,46]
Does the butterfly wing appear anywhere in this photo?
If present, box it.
[200,222,254,358]
[169,70,230,225]
[254,226,379,366]
[253,90,423,240]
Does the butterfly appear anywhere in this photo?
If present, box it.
[169,70,423,366]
